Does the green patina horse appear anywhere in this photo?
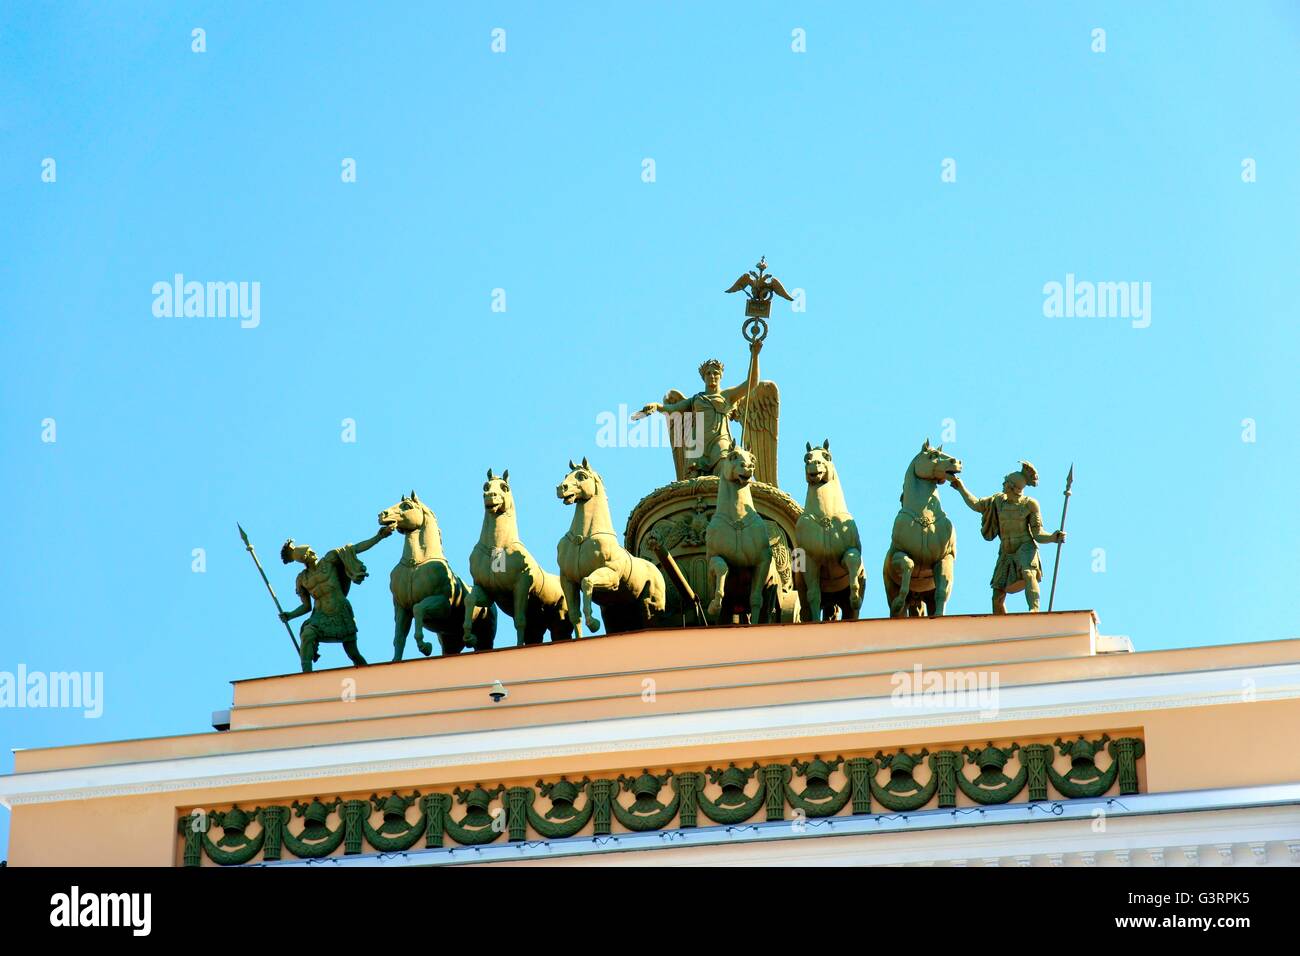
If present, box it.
[705,446,779,624]
[883,441,962,617]
[465,469,572,647]
[796,440,864,621]
[556,458,666,636]
[378,492,496,658]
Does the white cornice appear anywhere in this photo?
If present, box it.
[2,661,1298,807]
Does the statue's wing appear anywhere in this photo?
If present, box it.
[732,380,779,486]
[765,276,795,301]
[724,274,753,295]
[664,388,689,481]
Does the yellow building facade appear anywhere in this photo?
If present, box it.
[3,609,1299,867]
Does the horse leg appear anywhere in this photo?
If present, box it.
[889,552,915,618]
[512,573,534,646]
[560,576,584,639]
[520,594,546,645]
[933,554,953,617]
[843,547,864,618]
[413,594,449,655]
[580,567,618,634]
[549,592,575,642]
[469,603,496,650]
[750,553,773,624]
[764,579,780,623]
[462,584,488,648]
[804,555,823,622]
[882,555,899,618]
[707,556,728,623]
[525,611,547,645]
[637,578,659,629]
[392,606,413,662]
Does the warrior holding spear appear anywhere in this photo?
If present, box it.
[949,462,1065,614]
[275,526,393,671]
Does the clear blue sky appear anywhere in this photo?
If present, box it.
[2,3,1297,855]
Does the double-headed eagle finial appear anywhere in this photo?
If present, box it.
[724,256,794,308]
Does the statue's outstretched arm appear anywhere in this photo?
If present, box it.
[947,476,987,513]
[632,392,691,420]
[352,525,394,555]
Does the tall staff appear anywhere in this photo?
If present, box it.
[724,256,794,446]
[740,321,765,443]
[238,522,301,655]
[1047,465,1074,612]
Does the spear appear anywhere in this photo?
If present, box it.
[1047,464,1074,612]
[237,523,301,654]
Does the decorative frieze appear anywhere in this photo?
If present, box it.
[177,733,1144,866]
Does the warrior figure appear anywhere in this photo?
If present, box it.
[279,526,392,671]
[949,462,1065,613]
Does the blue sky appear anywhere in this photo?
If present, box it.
[1,2,1297,854]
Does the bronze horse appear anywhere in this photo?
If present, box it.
[883,441,962,617]
[796,440,864,621]
[465,469,572,646]
[378,492,496,657]
[556,458,666,636]
[705,446,779,624]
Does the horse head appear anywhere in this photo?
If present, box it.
[483,468,513,515]
[719,446,757,487]
[911,439,962,485]
[379,490,432,535]
[804,439,836,485]
[556,457,600,506]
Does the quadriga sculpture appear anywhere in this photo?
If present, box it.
[378,491,496,658]
[705,446,781,624]
[465,469,573,646]
[795,440,864,621]
[556,458,666,636]
[883,441,962,617]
